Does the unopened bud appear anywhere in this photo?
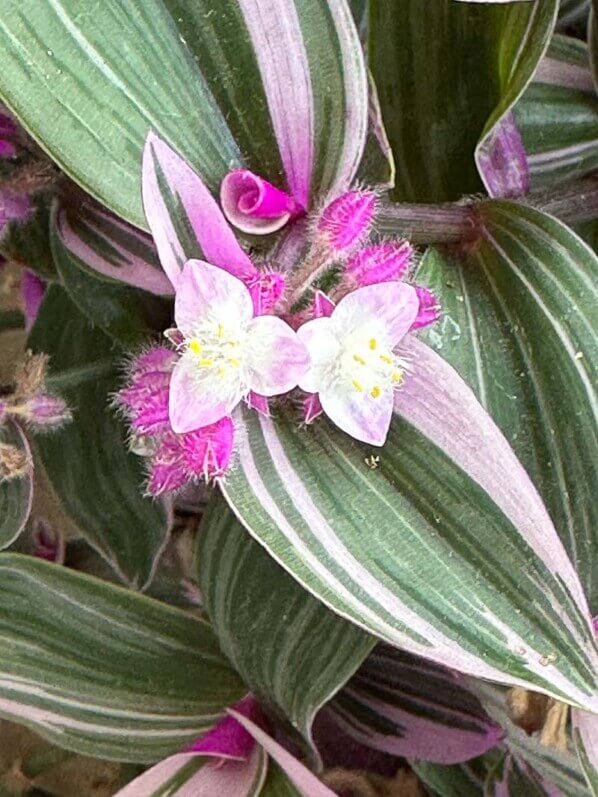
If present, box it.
[182,417,234,482]
[14,351,48,397]
[32,518,64,563]
[317,190,377,256]
[24,393,71,429]
[345,241,413,288]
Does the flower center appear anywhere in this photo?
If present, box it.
[339,333,404,399]
[185,318,246,385]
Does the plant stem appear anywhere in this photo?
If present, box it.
[527,173,598,226]
[376,202,478,244]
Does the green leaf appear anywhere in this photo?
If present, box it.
[221,399,597,710]
[369,0,557,202]
[0,193,57,280]
[0,421,32,549]
[260,763,302,797]
[413,759,489,797]
[0,554,245,762]
[558,0,590,29]
[416,202,598,612]
[27,285,168,589]
[197,496,375,753]
[50,205,172,346]
[0,0,240,228]
[591,1,598,93]
[514,35,598,190]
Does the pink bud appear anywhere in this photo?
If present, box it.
[246,391,270,417]
[304,393,323,424]
[221,169,301,234]
[130,386,170,435]
[25,394,71,429]
[118,346,176,433]
[32,518,64,563]
[317,190,377,255]
[22,270,46,332]
[411,286,441,330]
[130,346,177,378]
[147,458,188,496]
[0,190,32,235]
[312,290,335,319]
[345,241,413,288]
[247,271,286,315]
[182,417,234,481]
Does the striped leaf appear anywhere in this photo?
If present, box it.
[484,754,566,797]
[328,644,501,765]
[54,201,171,296]
[50,205,172,346]
[591,1,598,94]
[558,0,590,29]
[413,758,490,797]
[0,554,245,762]
[198,496,375,753]
[369,0,557,202]
[0,421,32,549]
[0,0,366,228]
[221,386,597,710]
[573,709,598,795]
[416,202,598,613]
[28,286,169,590]
[515,36,598,190]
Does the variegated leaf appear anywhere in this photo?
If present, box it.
[0,420,32,549]
[573,709,598,795]
[0,554,245,762]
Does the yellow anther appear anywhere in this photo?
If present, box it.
[352,379,364,393]
[228,357,241,368]
[353,354,366,365]
[218,366,227,378]
[217,323,224,338]
[391,370,403,384]
[199,357,214,368]
[189,339,202,355]
[369,338,378,350]
[371,386,381,399]
[379,354,393,365]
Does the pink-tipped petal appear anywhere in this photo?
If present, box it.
[304,393,323,424]
[333,282,420,347]
[346,241,413,287]
[169,354,243,434]
[313,291,335,319]
[182,417,234,481]
[411,286,441,330]
[320,381,394,446]
[142,132,256,287]
[245,315,309,396]
[221,169,300,234]
[175,260,253,337]
[317,190,377,255]
[246,392,270,417]
[21,271,46,332]
[247,271,286,315]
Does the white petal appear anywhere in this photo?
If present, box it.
[332,282,420,346]
[175,260,253,338]
[296,317,340,394]
[245,316,309,396]
[320,382,394,446]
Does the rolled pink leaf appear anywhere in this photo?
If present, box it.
[21,270,46,332]
[221,169,301,234]
[411,286,441,330]
[345,241,413,287]
[477,112,530,199]
[229,710,338,797]
[188,695,259,759]
[142,132,257,288]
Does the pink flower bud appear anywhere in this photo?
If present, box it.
[118,346,176,434]
[221,169,301,235]
[0,190,32,235]
[312,290,335,319]
[247,271,286,315]
[182,417,234,481]
[32,518,64,563]
[22,270,46,332]
[345,241,413,288]
[130,346,177,378]
[130,387,170,436]
[304,393,323,424]
[147,457,188,496]
[246,391,270,417]
[317,190,377,255]
[25,393,71,429]
[411,286,441,330]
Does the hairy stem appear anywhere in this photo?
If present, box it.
[376,202,478,244]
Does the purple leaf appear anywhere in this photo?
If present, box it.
[477,112,530,198]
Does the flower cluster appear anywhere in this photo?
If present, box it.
[118,136,440,496]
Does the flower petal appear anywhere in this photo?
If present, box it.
[142,132,256,286]
[320,381,394,446]
[175,260,253,338]
[245,316,309,396]
[220,169,298,235]
[296,317,340,394]
[333,282,420,346]
[169,353,243,434]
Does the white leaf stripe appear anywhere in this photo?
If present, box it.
[0,556,245,762]
[223,405,598,711]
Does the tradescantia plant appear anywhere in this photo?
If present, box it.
[0,0,597,794]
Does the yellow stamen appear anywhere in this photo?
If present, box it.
[228,357,241,367]
[353,354,366,365]
[392,370,403,384]
[371,386,381,399]
[369,338,378,350]
[352,379,364,393]
[218,367,227,378]
[379,354,393,364]
[217,323,224,338]
[189,339,202,355]
[199,357,214,367]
